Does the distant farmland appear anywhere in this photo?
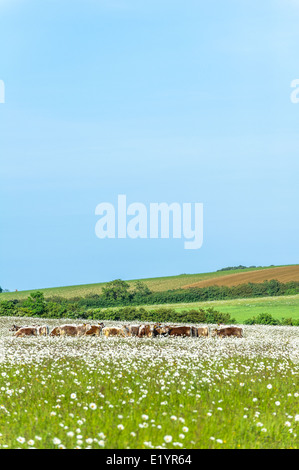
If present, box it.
[141,294,299,323]
[182,265,299,289]
[0,265,293,300]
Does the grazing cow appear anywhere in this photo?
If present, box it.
[85,323,105,336]
[191,326,198,337]
[14,327,38,337]
[50,326,63,336]
[212,327,243,338]
[102,327,128,337]
[36,326,49,336]
[167,326,194,337]
[121,325,140,337]
[129,325,141,336]
[9,324,22,332]
[14,326,49,337]
[138,324,155,338]
[197,327,209,337]
[153,325,170,336]
[50,324,91,336]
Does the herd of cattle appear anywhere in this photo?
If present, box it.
[9,323,243,338]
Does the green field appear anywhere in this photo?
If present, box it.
[140,294,299,323]
[0,265,288,300]
[1,264,299,324]
[0,317,298,450]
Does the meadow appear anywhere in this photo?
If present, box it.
[140,294,299,323]
[0,317,298,449]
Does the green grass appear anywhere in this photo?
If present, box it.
[0,265,289,300]
[126,294,299,323]
[1,317,298,449]
[0,355,297,449]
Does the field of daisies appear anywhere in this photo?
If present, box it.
[0,316,298,449]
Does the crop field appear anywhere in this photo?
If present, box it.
[0,265,288,301]
[0,317,298,449]
[183,265,299,289]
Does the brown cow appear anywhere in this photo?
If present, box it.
[102,327,128,337]
[85,323,105,336]
[129,325,141,336]
[121,325,140,337]
[167,326,194,337]
[50,326,63,336]
[36,326,49,336]
[197,327,209,337]
[191,326,198,337]
[212,327,243,338]
[9,324,22,332]
[138,324,155,338]
[15,327,38,337]
[153,325,170,336]
[14,326,49,337]
[50,324,91,336]
[153,325,208,337]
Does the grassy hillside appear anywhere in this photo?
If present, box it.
[0,264,294,300]
[140,294,299,323]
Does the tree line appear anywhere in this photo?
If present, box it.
[77,279,299,307]
[0,279,299,325]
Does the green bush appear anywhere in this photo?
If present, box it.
[2,286,299,326]
[0,300,17,316]
[75,306,235,324]
[280,317,299,326]
[244,313,281,325]
[22,292,47,316]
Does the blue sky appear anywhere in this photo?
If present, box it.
[0,0,299,291]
